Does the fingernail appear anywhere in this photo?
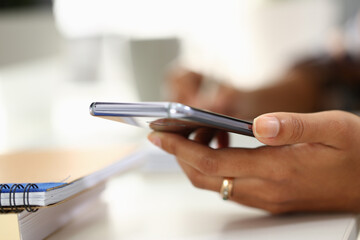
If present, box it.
[148,134,162,148]
[253,116,280,138]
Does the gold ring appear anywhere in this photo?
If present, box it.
[220,178,233,200]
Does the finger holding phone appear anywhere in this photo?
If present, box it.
[148,110,360,213]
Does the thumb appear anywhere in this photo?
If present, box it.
[252,111,350,147]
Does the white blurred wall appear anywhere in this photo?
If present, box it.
[55,0,339,88]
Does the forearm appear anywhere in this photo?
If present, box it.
[243,77,320,119]
[238,60,328,119]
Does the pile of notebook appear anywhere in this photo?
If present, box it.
[0,146,144,240]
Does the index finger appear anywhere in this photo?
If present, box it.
[148,132,285,179]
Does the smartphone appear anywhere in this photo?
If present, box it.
[90,102,254,137]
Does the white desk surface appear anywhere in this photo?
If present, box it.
[48,170,359,240]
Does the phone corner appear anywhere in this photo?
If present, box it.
[89,102,96,116]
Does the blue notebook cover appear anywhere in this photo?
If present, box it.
[0,183,66,193]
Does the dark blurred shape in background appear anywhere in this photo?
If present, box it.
[0,0,60,66]
[0,0,51,10]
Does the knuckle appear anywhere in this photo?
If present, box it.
[188,171,206,189]
[288,116,305,142]
[197,152,219,176]
[329,111,351,136]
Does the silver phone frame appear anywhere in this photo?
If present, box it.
[90,102,254,137]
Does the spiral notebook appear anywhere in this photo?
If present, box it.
[0,145,144,213]
[0,183,106,240]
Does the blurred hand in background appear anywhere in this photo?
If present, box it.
[168,53,360,120]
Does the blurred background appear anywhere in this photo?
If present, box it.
[0,0,358,153]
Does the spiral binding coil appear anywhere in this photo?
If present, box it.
[9,184,24,213]
[0,184,10,213]
[0,183,39,213]
[24,184,39,212]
